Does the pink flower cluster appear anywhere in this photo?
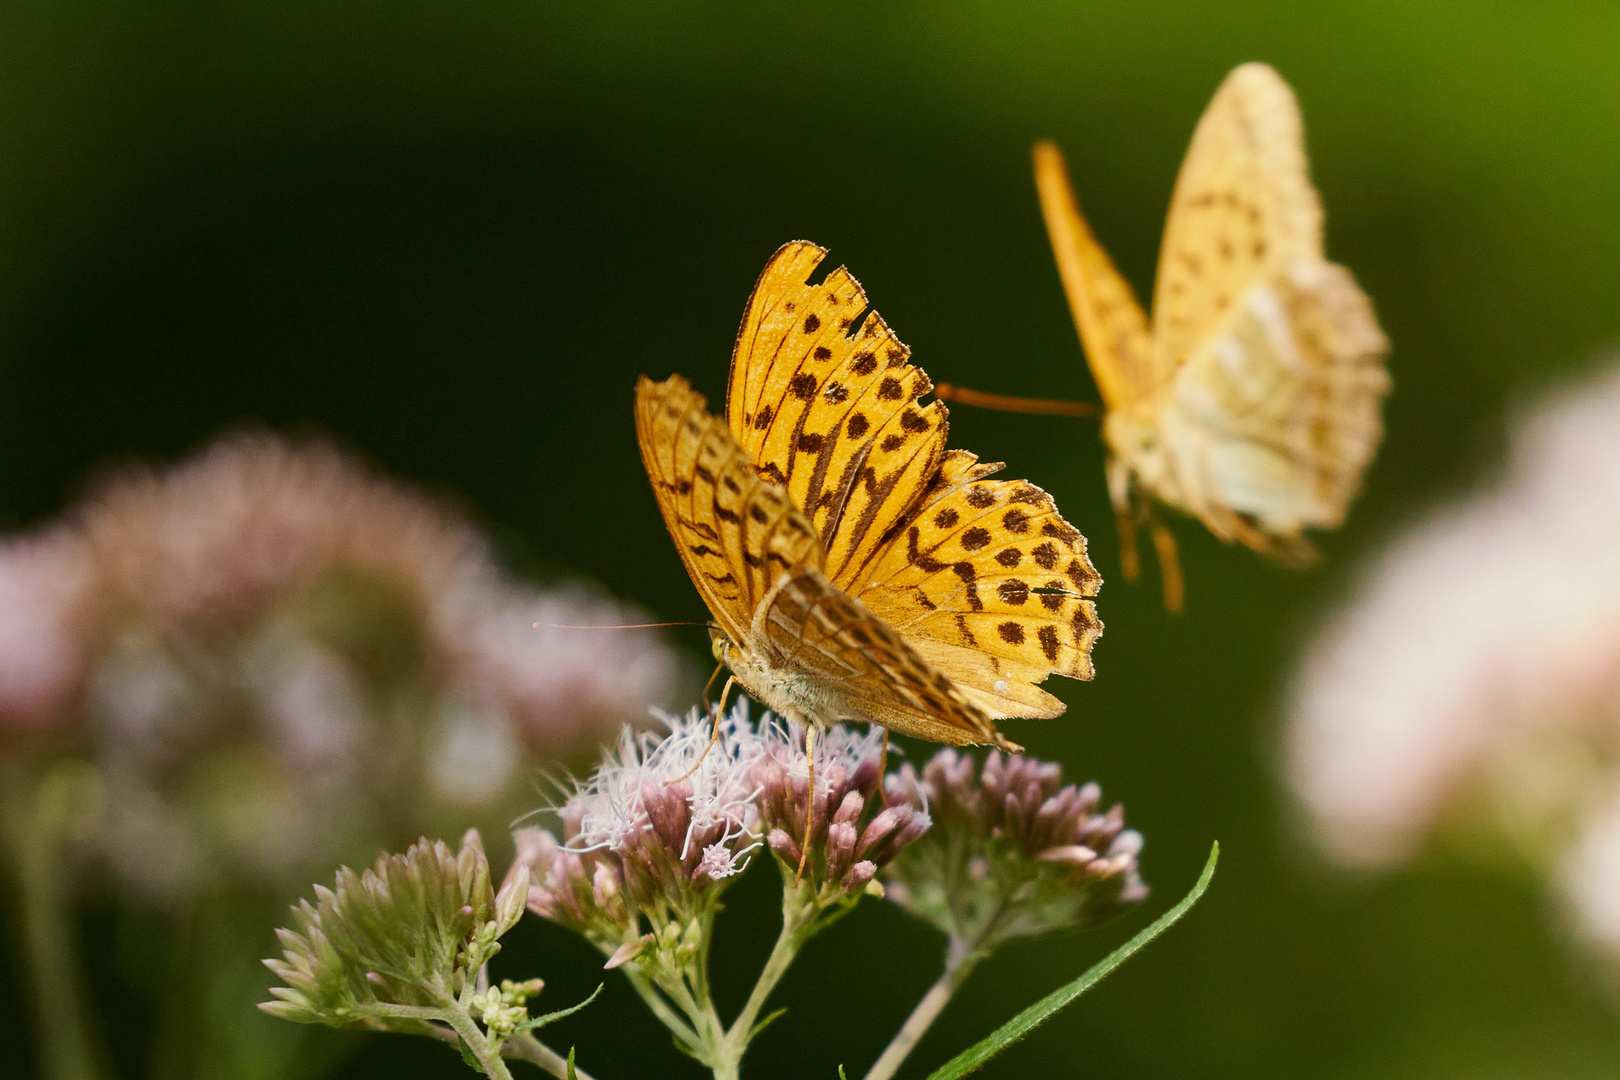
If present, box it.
[884,748,1146,948]
[508,706,765,952]
[0,431,684,898]
[752,720,930,898]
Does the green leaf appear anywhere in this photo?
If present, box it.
[747,1006,788,1041]
[515,984,604,1033]
[925,841,1219,1080]
[566,1047,578,1080]
[456,1036,480,1072]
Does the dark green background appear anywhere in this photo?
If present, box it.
[4,2,1620,1077]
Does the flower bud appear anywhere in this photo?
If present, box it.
[261,834,506,1025]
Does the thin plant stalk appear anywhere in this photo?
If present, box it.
[863,888,1008,1080]
[413,1010,593,1080]
[506,1032,596,1080]
[2,772,107,1080]
[707,876,848,1080]
[861,948,984,1080]
[441,1002,518,1080]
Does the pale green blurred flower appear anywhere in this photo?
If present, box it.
[261,830,527,1027]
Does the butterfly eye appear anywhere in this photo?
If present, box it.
[708,630,729,661]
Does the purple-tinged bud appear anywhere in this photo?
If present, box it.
[842,860,877,892]
[604,935,651,970]
[854,807,905,862]
[825,821,858,883]
[1035,844,1098,866]
[767,828,801,865]
[833,790,864,827]
[592,862,618,906]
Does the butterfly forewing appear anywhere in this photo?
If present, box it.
[1151,62,1323,387]
[635,374,825,643]
[724,244,1102,722]
[1033,141,1158,411]
[727,242,950,585]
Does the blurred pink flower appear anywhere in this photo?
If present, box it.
[67,433,500,674]
[457,587,684,756]
[0,430,688,896]
[1286,359,1620,960]
[0,530,91,733]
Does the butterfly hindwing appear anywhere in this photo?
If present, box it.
[1159,259,1389,552]
[854,450,1102,717]
[763,568,1008,747]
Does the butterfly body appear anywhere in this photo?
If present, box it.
[1037,63,1390,585]
[636,243,1102,751]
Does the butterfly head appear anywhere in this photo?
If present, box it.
[708,626,732,664]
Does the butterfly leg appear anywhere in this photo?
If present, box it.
[1149,517,1184,613]
[795,721,819,884]
[700,660,725,708]
[1106,455,1141,583]
[671,676,736,784]
[1115,504,1141,582]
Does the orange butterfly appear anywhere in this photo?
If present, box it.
[636,243,1102,794]
[938,63,1390,611]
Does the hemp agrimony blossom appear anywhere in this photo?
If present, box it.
[884,748,1147,951]
[261,831,594,1080]
[753,718,930,908]
[264,706,1196,1080]
[509,704,764,947]
[863,748,1148,1080]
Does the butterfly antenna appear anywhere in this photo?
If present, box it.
[536,620,711,630]
[795,722,820,885]
[934,382,1101,418]
[670,676,736,785]
[1149,518,1185,614]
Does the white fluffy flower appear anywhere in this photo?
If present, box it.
[562,700,765,863]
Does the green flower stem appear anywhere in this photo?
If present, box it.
[709,880,821,1080]
[408,1009,593,1080]
[1,771,106,1080]
[504,1032,596,1080]
[440,1000,517,1080]
[623,968,701,1050]
[862,891,1008,1080]
[861,948,984,1080]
